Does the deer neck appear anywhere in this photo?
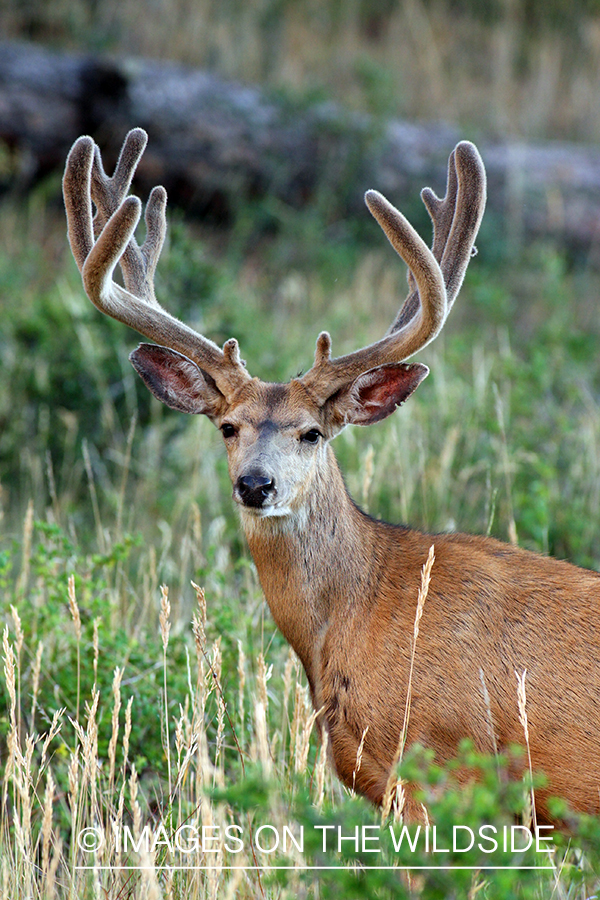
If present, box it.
[239,446,377,683]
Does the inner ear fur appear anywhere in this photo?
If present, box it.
[324,362,429,431]
[129,343,228,421]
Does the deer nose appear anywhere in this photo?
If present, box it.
[236,474,276,508]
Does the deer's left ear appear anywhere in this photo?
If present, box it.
[325,362,429,430]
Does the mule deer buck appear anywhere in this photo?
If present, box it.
[64,128,600,822]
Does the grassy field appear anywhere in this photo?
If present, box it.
[4,0,600,896]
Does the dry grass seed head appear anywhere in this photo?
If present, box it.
[282,647,296,711]
[160,584,171,652]
[108,667,123,787]
[289,680,304,767]
[13,817,32,892]
[173,724,201,794]
[138,846,162,900]
[41,769,55,878]
[68,749,79,820]
[40,708,65,770]
[314,728,329,809]
[68,574,81,641]
[515,668,530,742]
[70,690,99,813]
[211,638,222,685]
[196,729,214,794]
[44,836,62,900]
[352,726,369,792]
[392,781,406,824]
[113,783,127,866]
[10,605,23,655]
[175,710,185,762]
[515,668,536,831]
[23,732,35,782]
[129,765,142,840]
[295,704,321,775]
[256,652,271,714]
[254,701,272,776]
[3,628,16,725]
[191,581,207,652]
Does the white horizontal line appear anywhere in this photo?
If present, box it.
[74,864,555,871]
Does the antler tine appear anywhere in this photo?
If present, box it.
[422,146,460,266]
[391,145,459,333]
[299,191,447,403]
[90,127,147,233]
[299,141,486,405]
[63,136,95,271]
[63,130,251,399]
[90,128,164,309]
[388,141,485,335]
[435,141,486,313]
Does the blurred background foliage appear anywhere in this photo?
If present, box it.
[3,0,600,139]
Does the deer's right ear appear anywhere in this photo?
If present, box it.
[130,344,228,421]
[324,361,429,432]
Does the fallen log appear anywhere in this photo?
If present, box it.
[2,39,600,250]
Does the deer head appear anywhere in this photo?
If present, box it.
[63,129,486,521]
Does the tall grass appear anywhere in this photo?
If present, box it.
[0,522,335,899]
[2,507,600,898]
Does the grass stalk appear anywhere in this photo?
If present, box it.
[381,543,435,821]
[160,584,173,799]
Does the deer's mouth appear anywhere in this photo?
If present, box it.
[234,492,293,518]
[236,499,291,516]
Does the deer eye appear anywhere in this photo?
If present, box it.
[221,423,237,439]
[301,429,322,444]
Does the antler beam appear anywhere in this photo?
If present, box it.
[63,129,251,401]
[299,141,486,404]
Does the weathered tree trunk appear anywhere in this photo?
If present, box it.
[2,39,600,250]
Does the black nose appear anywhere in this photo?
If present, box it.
[237,474,276,508]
